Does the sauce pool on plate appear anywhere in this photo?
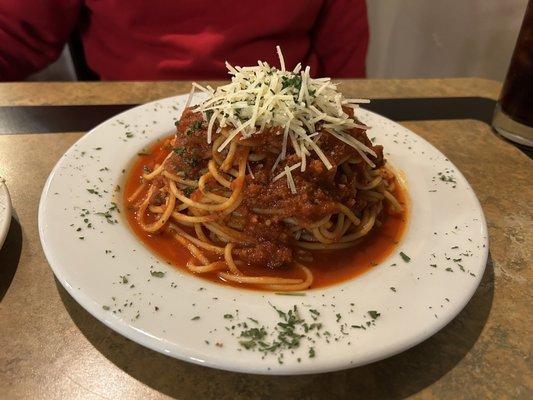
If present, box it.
[123,137,408,290]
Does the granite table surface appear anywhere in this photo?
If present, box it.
[0,78,531,399]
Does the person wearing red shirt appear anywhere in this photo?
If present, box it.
[0,0,369,81]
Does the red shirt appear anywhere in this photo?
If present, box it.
[0,0,368,81]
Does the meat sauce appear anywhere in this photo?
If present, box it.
[162,109,388,268]
[123,128,408,290]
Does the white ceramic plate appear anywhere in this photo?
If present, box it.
[38,94,488,375]
[0,180,12,249]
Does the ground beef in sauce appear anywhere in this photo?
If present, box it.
[167,108,386,268]
[234,242,293,269]
[165,109,213,179]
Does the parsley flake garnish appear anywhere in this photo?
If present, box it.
[186,120,203,135]
[399,252,411,262]
[274,292,306,296]
[439,175,456,183]
[368,310,381,320]
[281,74,302,91]
[183,187,195,197]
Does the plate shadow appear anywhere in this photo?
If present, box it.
[0,216,22,302]
[57,254,494,400]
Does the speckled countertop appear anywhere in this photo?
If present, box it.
[0,79,531,399]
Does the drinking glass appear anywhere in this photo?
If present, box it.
[492,0,533,147]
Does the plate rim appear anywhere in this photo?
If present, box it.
[38,94,489,375]
[0,180,12,249]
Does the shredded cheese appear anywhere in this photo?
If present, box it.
[207,110,219,144]
[246,162,255,179]
[273,162,302,182]
[276,45,286,72]
[284,165,297,194]
[343,98,371,104]
[192,82,213,94]
[193,47,374,192]
[270,152,283,176]
[184,85,196,109]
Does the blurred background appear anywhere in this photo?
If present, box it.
[23,0,530,82]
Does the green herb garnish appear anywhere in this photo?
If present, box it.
[96,204,119,224]
[368,310,381,319]
[399,252,411,262]
[183,187,195,197]
[186,120,203,135]
[274,292,306,296]
[439,175,456,183]
[281,74,302,91]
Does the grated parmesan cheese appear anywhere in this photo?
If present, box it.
[284,165,297,194]
[193,47,374,191]
[246,162,255,179]
[273,162,302,182]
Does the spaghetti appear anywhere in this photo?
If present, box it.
[125,49,405,291]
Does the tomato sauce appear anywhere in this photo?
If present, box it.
[123,137,408,290]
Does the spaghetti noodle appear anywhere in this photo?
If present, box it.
[125,49,405,291]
